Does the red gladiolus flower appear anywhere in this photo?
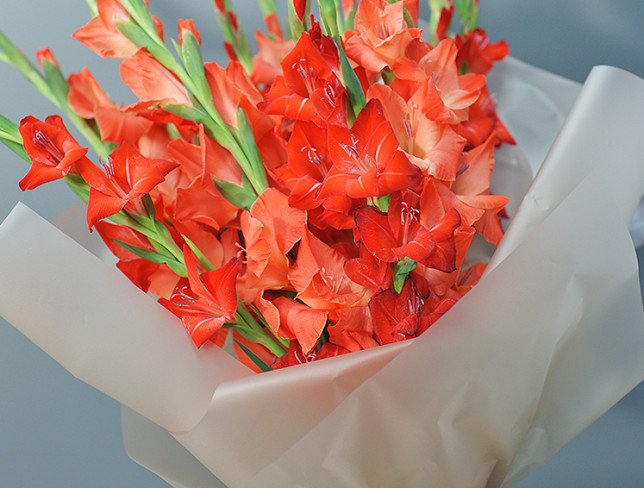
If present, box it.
[79,142,178,229]
[321,99,422,199]
[369,278,456,345]
[327,305,379,352]
[264,28,347,125]
[369,279,422,344]
[355,190,461,269]
[18,115,89,190]
[456,28,510,75]
[420,138,509,244]
[260,295,328,354]
[344,242,391,290]
[274,121,356,230]
[173,178,239,232]
[160,248,241,348]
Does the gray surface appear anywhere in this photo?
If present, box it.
[0,1,642,487]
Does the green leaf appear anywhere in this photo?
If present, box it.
[85,0,98,16]
[257,0,277,16]
[118,0,157,37]
[455,0,479,33]
[374,194,391,212]
[180,32,214,111]
[428,0,452,45]
[161,103,207,123]
[334,37,366,120]
[214,176,257,209]
[141,194,156,220]
[234,340,273,372]
[113,239,186,276]
[381,67,395,85]
[234,109,269,195]
[287,0,310,39]
[42,60,69,101]
[182,234,215,271]
[317,0,340,37]
[393,257,417,293]
[0,114,22,144]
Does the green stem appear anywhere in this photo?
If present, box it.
[235,304,287,357]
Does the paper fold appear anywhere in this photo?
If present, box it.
[0,204,251,433]
[0,61,643,488]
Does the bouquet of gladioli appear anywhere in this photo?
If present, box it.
[0,0,513,370]
[1,1,643,487]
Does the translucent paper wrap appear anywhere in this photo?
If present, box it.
[0,58,643,488]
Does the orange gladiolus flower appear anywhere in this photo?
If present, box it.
[120,50,191,106]
[368,83,466,181]
[73,0,138,59]
[344,0,422,72]
[239,189,307,296]
[68,68,154,145]
[289,227,373,312]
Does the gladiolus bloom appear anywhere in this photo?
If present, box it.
[79,142,178,229]
[18,115,89,190]
[160,248,241,348]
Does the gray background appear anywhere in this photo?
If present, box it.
[0,1,642,486]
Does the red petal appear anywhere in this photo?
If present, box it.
[354,206,398,262]
[369,280,420,345]
[424,208,461,272]
[85,188,127,229]
[201,258,241,319]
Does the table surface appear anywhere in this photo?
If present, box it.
[0,1,642,486]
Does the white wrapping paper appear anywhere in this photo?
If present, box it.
[0,59,643,488]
